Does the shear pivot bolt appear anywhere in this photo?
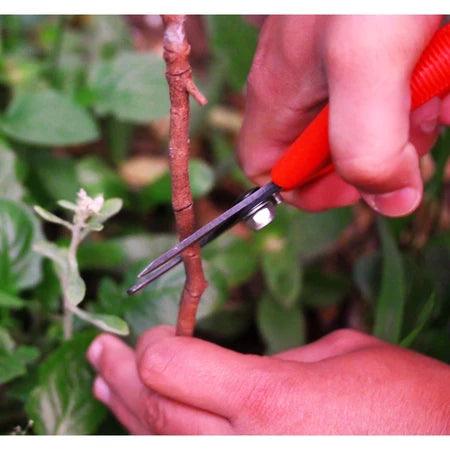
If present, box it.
[243,193,282,231]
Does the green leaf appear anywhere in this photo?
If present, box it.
[0,144,24,200]
[208,16,258,91]
[33,205,72,229]
[0,352,27,384]
[373,219,406,344]
[66,268,86,306]
[0,344,39,384]
[262,237,302,308]
[25,151,79,203]
[78,233,176,271]
[197,305,252,341]
[302,270,350,308]
[33,241,68,276]
[89,51,169,123]
[78,311,129,336]
[97,198,123,221]
[353,252,381,303]
[257,295,305,355]
[202,234,258,288]
[57,200,77,211]
[124,259,227,337]
[293,208,352,259]
[76,156,127,199]
[0,290,25,309]
[0,89,98,146]
[0,327,15,352]
[26,331,106,435]
[0,199,43,292]
[140,158,214,207]
[85,198,122,231]
[401,293,436,348]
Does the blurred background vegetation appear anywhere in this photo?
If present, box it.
[0,15,448,435]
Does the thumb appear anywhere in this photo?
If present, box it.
[324,16,441,216]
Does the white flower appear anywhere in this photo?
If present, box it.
[76,189,104,217]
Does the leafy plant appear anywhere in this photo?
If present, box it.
[0,15,448,435]
[33,189,128,339]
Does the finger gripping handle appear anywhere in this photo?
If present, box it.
[271,23,450,191]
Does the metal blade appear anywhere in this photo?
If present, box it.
[136,182,279,279]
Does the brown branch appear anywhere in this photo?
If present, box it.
[161,15,208,336]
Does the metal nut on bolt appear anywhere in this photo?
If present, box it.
[243,192,282,231]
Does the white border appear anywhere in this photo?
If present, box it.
[0,0,450,15]
[1,436,450,449]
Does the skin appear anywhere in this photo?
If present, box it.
[87,16,450,434]
[87,326,450,434]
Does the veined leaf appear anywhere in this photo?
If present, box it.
[0,199,43,292]
[89,51,169,123]
[26,331,106,435]
[0,89,98,146]
[33,205,72,229]
[401,293,436,348]
[373,218,406,343]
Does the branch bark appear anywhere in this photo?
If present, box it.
[162,15,208,336]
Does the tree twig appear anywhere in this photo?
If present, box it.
[161,15,208,336]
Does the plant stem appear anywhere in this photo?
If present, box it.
[63,303,73,340]
[162,15,208,336]
[62,220,82,340]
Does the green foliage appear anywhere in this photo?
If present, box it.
[208,16,258,91]
[0,144,25,200]
[89,52,169,123]
[257,295,305,354]
[0,198,43,293]
[0,327,40,384]
[0,15,448,436]
[0,90,98,146]
[373,218,406,344]
[26,331,106,434]
[139,158,215,208]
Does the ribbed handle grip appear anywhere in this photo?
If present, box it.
[271,23,450,191]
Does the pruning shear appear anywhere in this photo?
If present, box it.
[128,23,450,296]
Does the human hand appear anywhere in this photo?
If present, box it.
[238,15,450,216]
[86,326,450,434]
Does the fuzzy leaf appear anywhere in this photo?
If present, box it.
[33,206,72,229]
[262,238,302,309]
[80,312,129,336]
[66,268,86,306]
[89,51,169,123]
[57,200,77,211]
[0,199,43,292]
[33,241,68,276]
[26,331,106,434]
[0,89,98,146]
[0,144,24,201]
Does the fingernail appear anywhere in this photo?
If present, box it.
[94,377,110,404]
[87,339,103,370]
[369,187,421,217]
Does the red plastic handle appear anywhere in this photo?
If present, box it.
[271,23,450,191]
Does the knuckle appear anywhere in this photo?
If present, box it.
[334,152,399,190]
[237,357,286,423]
[138,338,178,384]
